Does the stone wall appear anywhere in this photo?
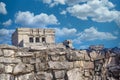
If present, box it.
[0,44,120,80]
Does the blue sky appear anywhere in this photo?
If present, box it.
[0,0,120,49]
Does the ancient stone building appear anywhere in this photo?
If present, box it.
[12,28,55,47]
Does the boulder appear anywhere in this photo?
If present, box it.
[3,49,15,57]
[15,51,34,57]
[13,62,33,75]
[0,57,21,64]
[0,74,13,80]
[48,61,73,70]
[5,65,13,73]
[73,61,84,68]
[54,70,65,79]
[89,51,98,60]
[66,51,84,61]
[35,72,53,80]
[15,73,34,80]
[67,68,84,80]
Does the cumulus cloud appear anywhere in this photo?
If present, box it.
[42,0,89,6]
[15,11,59,27]
[55,27,77,37]
[0,2,7,15]
[60,10,67,15]
[2,19,12,26]
[73,27,117,44]
[0,29,14,44]
[42,0,120,27]
[115,14,120,28]
[43,0,52,4]
[67,0,120,22]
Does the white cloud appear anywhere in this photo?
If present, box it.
[42,0,120,27]
[42,0,89,6]
[60,10,67,15]
[50,0,66,7]
[67,0,120,22]
[0,29,14,44]
[73,27,117,43]
[0,2,7,15]
[55,27,77,37]
[43,0,52,4]
[2,19,12,26]
[65,0,89,5]
[15,11,59,27]
[115,14,120,28]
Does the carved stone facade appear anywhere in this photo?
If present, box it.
[12,28,55,47]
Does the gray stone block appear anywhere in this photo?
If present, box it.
[48,61,73,70]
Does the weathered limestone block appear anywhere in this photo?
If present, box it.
[29,58,36,64]
[3,49,15,57]
[58,52,66,55]
[84,70,90,77]
[0,49,3,56]
[56,79,65,80]
[59,55,66,61]
[15,51,34,57]
[0,74,14,80]
[89,51,98,60]
[22,57,35,64]
[13,62,34,75]
[84,53,91,61]
[0,64,5,73]
[67,68,84,80]
[35,72,53,80]
[54,70,65,79]
[5,65,13,73]
[79,50,91,61]
[73,61,84,68]
[51,55,60,61]
[35,52,48,62]
[35,62,48,71]
[66,51,84,61]
[15,73,34,80]
[83,61,94,69]
[48,61,73,70]
[0,57,21,64]
[51,55,66,61]
[48,52,56,55]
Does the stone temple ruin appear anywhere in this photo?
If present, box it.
[12,28,73,49]
[12,28,55,47]
[0,28,119,80]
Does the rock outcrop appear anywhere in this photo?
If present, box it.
[0,44,120,80]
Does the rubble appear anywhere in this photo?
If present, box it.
[0,44,119,80]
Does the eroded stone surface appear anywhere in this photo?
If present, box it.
[54,70,65,79]
[48,61,73,69]
[13,62,33,75]
[0,44,119,80]
[67,68,84,80]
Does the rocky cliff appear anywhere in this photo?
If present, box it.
[0,44,120,80]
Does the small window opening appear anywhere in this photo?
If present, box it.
[42,37,46,43]
[29,37,34,43]
[36,37,40,42]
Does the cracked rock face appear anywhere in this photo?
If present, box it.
[67,68,83,80]
[0,45,120,80]
[13,62,33,75]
